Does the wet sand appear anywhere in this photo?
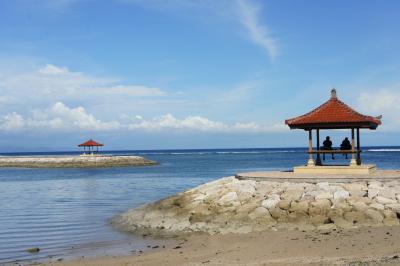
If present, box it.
[40,225,400,266]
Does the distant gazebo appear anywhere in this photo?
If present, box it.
[285,89,382,174]
[78,139,104,155]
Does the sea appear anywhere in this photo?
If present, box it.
[1,147,400,265]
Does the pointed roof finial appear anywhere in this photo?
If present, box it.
[331,88,337,98]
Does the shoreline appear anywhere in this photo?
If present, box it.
[0,155,157,168]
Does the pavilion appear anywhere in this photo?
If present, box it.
[285,89,382,174]
[78,139,104,156]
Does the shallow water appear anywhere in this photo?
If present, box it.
[0,147,399,264]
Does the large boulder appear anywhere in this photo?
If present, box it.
[281,188,304,201]
[217,192,240,207]
[315,192,333,200]
[289,201,309,213]
[344,211,367,225]
[309,199,331,216]
[334,190,350,200]
[375,196,397,205]
[368,188,380,199]
[269,207,288,222]
[277,199,292,210]
[369,203,385,211]
[248,207,271,220]
[261,194,280,209]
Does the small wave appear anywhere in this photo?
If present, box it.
[215,151,297,154]
[135,150,300,155]
[367,149,400,152]
[137,152,212,155]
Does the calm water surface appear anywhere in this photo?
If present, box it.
[1,147,400,264]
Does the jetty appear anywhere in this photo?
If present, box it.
[0,139,156,168]
[0,155,156,168]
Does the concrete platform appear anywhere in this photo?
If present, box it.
[235,170,400,183]
[293,164,377,175]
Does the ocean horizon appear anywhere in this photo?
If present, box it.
[1,146,400,264]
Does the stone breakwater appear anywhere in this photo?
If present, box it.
[112,176,400,236]
[0,155,156,168]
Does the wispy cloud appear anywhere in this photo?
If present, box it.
[235,0,278,60]
[0,63,165,110]
[122,0,278,60]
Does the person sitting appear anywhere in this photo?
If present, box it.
[340,137,352,159]
[322,136,335,160]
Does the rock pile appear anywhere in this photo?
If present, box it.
[112,176,400,236]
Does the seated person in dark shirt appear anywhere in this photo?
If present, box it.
[340,137,352,159]
[322,136,334,160]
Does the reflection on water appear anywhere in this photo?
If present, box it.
[0,147,399,264]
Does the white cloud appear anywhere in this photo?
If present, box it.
[0,102,120,132]
[0,112,25,131]
[128,113,227,131]
[88,85,164,97]
[0,103,286,133]
[128,113,286,133]
[39,64,70,75]
[49,102,121,130]
[357,89,400,131]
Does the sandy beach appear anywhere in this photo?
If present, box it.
[40,225,400,266]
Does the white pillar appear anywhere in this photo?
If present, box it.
[307,129,315,166]
[350,128,357,166]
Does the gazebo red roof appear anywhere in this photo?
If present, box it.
[78,139,104,147]
[285,89,382,130]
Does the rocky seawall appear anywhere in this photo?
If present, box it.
[0,155,156,168]
[112,176,400,236]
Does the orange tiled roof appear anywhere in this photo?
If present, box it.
[78,139,104,147]
[285,89,382,129]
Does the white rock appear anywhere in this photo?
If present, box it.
[368,188,380,199]
[385,203,400,213]
[317,182,330,190]
[218,192,239,206]
[365,209,384,222]
[193,194,207,201]
[328,185,346,193]
[281,189,304,201]
[232,180,256,195]
[333,190,350,200]
[261,194,281,209]
[315,192,334,200]
[379,189,397,200]
[351,202,368,211]
[368,181,383,189]
[369,203,385,211]
[343,183,367,192]
[375,196,397,205]
[249,207,270,220]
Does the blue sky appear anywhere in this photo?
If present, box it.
[0,0,399,151]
